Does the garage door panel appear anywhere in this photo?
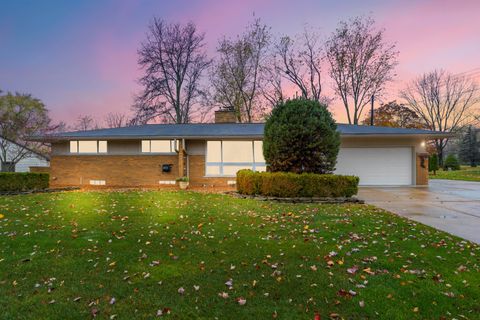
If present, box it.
[335,147,413,186]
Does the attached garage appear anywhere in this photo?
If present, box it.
[335,147,413,186]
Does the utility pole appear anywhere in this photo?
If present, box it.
[370,95,374,126]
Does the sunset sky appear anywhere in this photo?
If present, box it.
[1,0,479,124]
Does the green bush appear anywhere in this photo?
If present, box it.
[443,154,460,171]
[429,154,439,173]
[237,170,359,198]
[264,98,340,174]
[0,172,49,192]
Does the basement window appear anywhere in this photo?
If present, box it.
[70,140,108,154]
[141,140,178,153]
[89,180,106,185]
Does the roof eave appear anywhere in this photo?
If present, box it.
[28,135,266,142]
[29,132,455,142]
[341,133,455,139]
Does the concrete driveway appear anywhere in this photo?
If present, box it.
[358,180,480,244]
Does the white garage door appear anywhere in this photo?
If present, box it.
[335,147,413,186]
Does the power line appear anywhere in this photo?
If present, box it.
[450,67,480,78]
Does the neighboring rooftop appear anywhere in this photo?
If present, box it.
[1,136,50,160]
[29,123,452,142]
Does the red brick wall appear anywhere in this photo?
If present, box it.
[50,155,178,187]
[50,154,235,188]
[188,155,233,186]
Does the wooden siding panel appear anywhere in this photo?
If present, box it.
[416,154,429,186]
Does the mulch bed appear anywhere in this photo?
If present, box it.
[228,192,364,204]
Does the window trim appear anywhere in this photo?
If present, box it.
[141,139,178,154]
[69,140,107,154]
[205,140,266,177]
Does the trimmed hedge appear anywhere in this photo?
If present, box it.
[0,172,49,192]
[237,170,359,198]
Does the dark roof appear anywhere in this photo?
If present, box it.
[29,123,452,142]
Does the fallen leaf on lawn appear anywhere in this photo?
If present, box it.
[91,308,99,317]
[457,265,467,272]
[156,308,171,317]
[237,297,247,305]
[347,266,359,274]
[363,268,375,275]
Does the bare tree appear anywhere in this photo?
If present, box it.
[0,92,52,170]
[261,58,284,106]
[271,28,323,102]
[326,16,398,124]
[210,19,270,122]
[104,112,127,128]
[133,19,211,124]
[401,69,479,165]
[74,115,96,131]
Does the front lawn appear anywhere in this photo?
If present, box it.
[0,191,478,319]
[430,166,480,182]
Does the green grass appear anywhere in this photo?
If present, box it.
[430,166,480,182]
[0,191,479,319]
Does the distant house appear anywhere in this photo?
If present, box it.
[0,136,50,172]
[30,110,451,188]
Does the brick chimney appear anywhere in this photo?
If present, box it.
[214,109,237,123]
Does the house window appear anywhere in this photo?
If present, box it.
[69,140,108,154]
[141,140,178,153]
[89,180,106,185]
[205,140,266,176]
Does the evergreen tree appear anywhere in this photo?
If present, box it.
[263,99,340,174]
[459,126,479,167]
[429,154,439,175]
[444,154,460,171]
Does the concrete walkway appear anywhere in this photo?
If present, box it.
[358,180,480,244]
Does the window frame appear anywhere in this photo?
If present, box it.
[205,140,266,177]
[141,140,178,154]
[69,140,108,154]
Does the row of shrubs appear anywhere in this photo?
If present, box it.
[237,170,359,198]
[0,173,49,192]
